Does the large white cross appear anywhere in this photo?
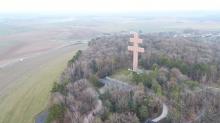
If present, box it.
[128,32,144,71]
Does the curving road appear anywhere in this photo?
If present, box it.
[152,103,168,122]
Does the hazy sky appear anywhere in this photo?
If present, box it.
[0,0,220,13]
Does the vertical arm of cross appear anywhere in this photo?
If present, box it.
[130,32,143,44]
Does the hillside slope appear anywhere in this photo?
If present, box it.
[49,32,220,123]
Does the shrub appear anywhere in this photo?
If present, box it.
[90,59,98,73]
[100,107,111,121]
[142,75,153,88]
[132,72,142,84]
[51,82,65,94]
[158,56,189,74]
[132,71,158,89]
[152,81,162,96]
[89,75,104,88]
[184,80,199,90]
[170,85,181,101]
[100,91,111,100]
[128,96,136,112]
[137,105,148,121]
[46,104,65,123]
[68,50,82,65]
[107,112,140,123]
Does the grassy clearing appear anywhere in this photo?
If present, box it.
[0,44,87,123]
[110,69,133,84]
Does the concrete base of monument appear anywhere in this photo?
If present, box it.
[128,68,145,74]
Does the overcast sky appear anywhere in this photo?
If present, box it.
[0,0,220,13]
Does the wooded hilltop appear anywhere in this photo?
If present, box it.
[47,31,220,123]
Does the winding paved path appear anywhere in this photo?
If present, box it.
[152,103,168,122]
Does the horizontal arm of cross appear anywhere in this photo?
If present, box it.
[130,38,143,44]
[128,46,133,51]
[128,46,144,52]
[138,47,144,52]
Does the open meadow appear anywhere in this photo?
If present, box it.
[0,44,87,123]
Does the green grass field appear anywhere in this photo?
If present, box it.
[0,44,87,123]
[110,69,133,84]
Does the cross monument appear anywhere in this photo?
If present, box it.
[128,32,144,71]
